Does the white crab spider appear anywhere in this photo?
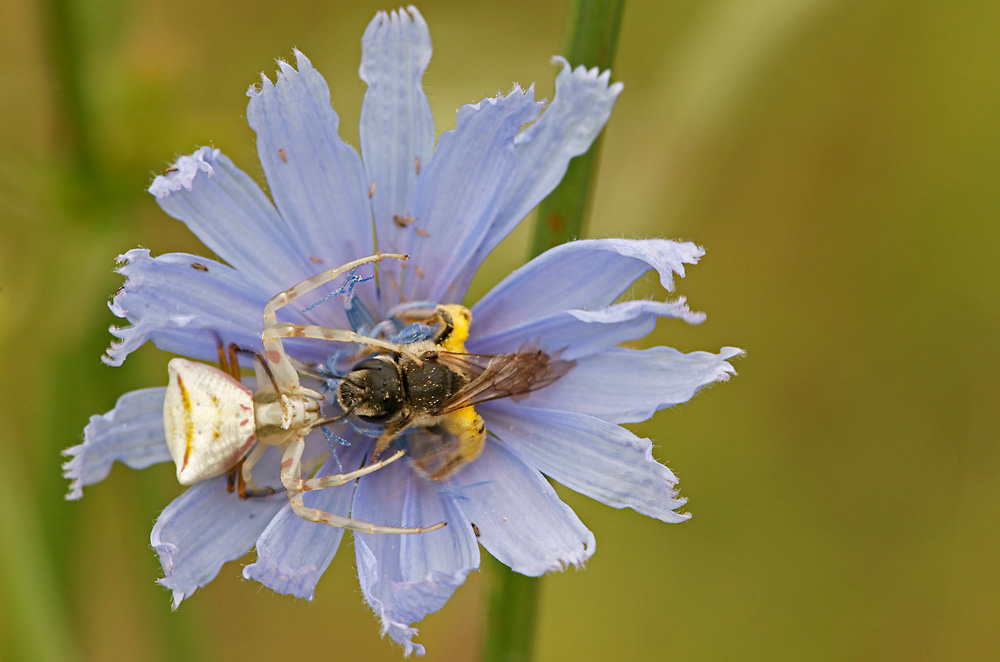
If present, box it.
[163,253,444,535]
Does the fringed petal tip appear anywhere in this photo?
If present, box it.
[456,84,539,124]
[566,297,705,327]
[530,530,595,574]
[362,6,431,72]
[150,538,187,610]
[550,55,625,97]
[241,563,318,602]
[150,466,285,613]
[102,248,151,367]
[380,618,425,658]
[717,346,747,378]
[615,239,703,292]
[353,461,480,657]
[247,49,317,99]
[101,248,276,367]
[61,446,86,501]
[373,601,426,657]
[241,469,357,602]
[148,147,218,199]
[366,566,477,657]
[64,387,171,498]
[157,578,187,611]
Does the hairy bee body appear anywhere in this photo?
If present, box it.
[335,304,569,480]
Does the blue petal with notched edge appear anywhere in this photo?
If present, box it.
[63,387,171,500]
[247,51,374,273]
[471,238,704,339]
[150,447,285,609]
[469,298,704,360]
[353,458,479,657]
[508,345,744,424]
[401,87,544,304]
[104,249,336,368]
[450,59,625,294]
[446,439,595,576]
[243,442,367,601]
[105,250,270,366]
[359,7,435,254]
[149,147,311,293]
[481,403,689,523]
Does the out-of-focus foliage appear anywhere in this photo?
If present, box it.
[1,0,998,660]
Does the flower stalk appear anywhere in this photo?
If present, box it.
[489,1,626,661]
[530,0,626,255]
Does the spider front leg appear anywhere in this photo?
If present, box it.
[279,434,445,534]
[260,253,409,386]
[263,323,425,366]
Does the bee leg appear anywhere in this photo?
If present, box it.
[370,420,409,462]
[279,437,443,534]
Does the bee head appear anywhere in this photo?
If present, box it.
[336,356,405,423]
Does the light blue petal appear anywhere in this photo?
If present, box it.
[63,387,171,500]
[514,345,744,423]
[471,238,704,339]
[397,87,544,304]
[353,459,479,657]
[104,249,330,367]
[247,51,375,272]
[149,147,310,292]
[105,250,266,365]
[480,403,689,523]
[242,441,368,600]
[359,7,435,257]
[452,58,625,291]
[468,298,704,360]
[446,440,594,576]
[150,447,285,608]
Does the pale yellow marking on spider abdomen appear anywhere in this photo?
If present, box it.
[176,374,195,469]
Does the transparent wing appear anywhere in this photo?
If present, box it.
[433,343,576,415]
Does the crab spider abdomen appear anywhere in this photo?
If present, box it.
[164,358,256,485]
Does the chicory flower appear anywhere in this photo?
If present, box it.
[63,6,741,656]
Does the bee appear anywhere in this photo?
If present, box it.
[335,303,575,479]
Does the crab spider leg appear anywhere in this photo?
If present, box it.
[293,449,407,492]
[239,441,272,496]
[261,253,408,385]
[299,450,332,477]
[280,439,445,534]
[262,253,409,327]
[263,323,424,364]
[234,456,275,498]
[226,343,241,381]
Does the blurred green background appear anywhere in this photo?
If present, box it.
[2,0,999,660]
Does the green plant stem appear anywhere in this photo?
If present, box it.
[530,0,626,255]
[485,2,625,661]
